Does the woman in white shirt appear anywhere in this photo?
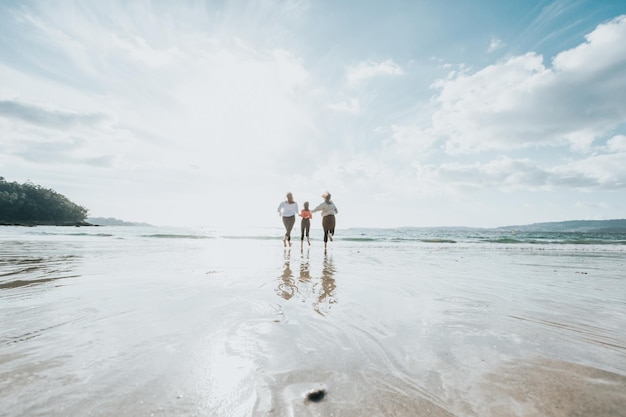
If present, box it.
[311,191,338,252]
[277,192,299,247]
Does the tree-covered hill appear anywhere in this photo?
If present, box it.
[0,177,89,225]
[498,219,626,233]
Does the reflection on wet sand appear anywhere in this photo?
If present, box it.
[313,254,336,316]
[275,250,337,316]
[276,250,297,300]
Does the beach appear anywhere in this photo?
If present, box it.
[1,226,625,416]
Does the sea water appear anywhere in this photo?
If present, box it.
[1,225,625,416]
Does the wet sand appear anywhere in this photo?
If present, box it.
[1,231,625,416]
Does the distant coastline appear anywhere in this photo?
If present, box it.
[3,214,625,232]
[0,221,94,227]
[358,219,626,233]
[0,217,151,227]
[86,217,152,227]
[497,219,626,233]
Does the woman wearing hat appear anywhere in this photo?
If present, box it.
[311,192,338,252]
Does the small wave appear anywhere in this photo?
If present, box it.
[483,238,524,244]
[562,239,626,245]
[481,237,626,245]
[27,231,114,237]
[384,237,457,243]
[420,238,457,243]
[222,235,282,241]
[388,237,419,242]
[142,234,213,239]
[341,237,378,242]
[68,233,114,237]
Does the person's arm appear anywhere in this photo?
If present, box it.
[311,203,324,213]
[277,202,283,216]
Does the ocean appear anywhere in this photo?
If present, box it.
[1,225,625,416]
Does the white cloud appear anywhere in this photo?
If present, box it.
[552,15,626,73]
[574,201,612,210]
[110,34,181,68]
[1,38,316,176]
[406,151,626,194]
[410,156,549,193]
[346,59,404,87]
[0,100,108,128]
[390,124,438,154]
[0,2,324,227]
[328,98,360,114]
[430,15,626,154]
[607,135,626,152]
[551,152,626,189]
[487,37,504,53]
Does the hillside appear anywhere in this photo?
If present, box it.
[0,178,89,226]
[498,219,626,233]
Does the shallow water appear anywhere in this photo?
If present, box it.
[1,226,625,416]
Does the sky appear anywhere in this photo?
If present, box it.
[1,0,626,229]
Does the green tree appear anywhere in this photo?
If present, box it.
[0,178,89,225]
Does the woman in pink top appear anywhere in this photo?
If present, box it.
[299,201,313,248]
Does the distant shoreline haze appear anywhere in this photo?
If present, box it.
[89,218,626,233]
[2,178,624,231]
[496,219,626,233]
[86,217,152,227]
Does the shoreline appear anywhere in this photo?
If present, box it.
[0,221,96,227]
